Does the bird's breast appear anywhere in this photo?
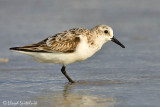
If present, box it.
[74,36,99,61]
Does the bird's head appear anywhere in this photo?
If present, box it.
[91,24,125,48]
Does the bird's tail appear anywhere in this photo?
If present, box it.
[9,46,36,52]
[9,47,29,51]
[10,47,22,51]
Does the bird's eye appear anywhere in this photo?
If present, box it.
[104,30,108,34]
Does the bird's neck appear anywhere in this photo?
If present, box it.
[87,34,106,51]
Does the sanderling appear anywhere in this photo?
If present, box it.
[10,24,125,83]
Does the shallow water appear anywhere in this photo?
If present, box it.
[0,0,160,107]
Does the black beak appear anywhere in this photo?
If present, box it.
[111,36,125,48]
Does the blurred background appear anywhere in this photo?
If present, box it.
[0,0,160,107]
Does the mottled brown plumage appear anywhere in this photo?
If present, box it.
[11,28,94,53]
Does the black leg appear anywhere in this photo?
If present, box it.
[61,65,75,83]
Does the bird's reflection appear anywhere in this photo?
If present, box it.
[62,79,123,97]
[63,82,73,98]
[35,80,119,107]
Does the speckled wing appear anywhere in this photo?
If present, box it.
[10,28,86,53]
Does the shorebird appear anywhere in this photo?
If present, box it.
[10,24,125,83]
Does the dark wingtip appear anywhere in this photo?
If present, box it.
[9,47,20,51]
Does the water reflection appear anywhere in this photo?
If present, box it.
[35,81,117,107]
